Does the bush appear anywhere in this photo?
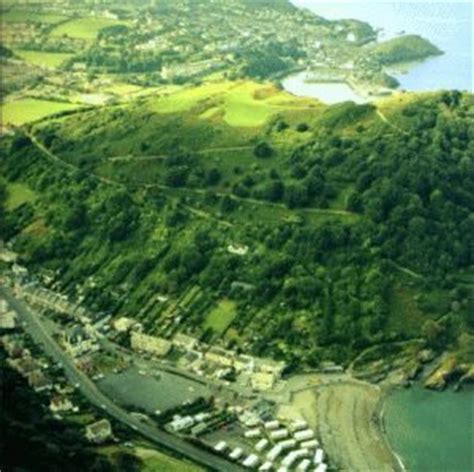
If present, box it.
[254,141,273,158]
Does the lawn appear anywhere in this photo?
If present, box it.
[6,183,37,210]
[135,447,203,472]
[150,80,316,127]
[50,17,129,40]
[1,98,80,126]
[202,299,237,334]
[14,49,73,68]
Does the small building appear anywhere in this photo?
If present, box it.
[282,449,310,468]
[227,244,249,256]
[85,419,112,444]
[27,370,52,392]
[290,419,308,431]
[313,448,324,465]
[255,438,269,452]
[278,439,297,450]
[50,395,73,413]
[259,462,273,472]
[173,333,198,351]
[64,325,96,357]
[229,447,244,461]
[9,356,40,376]
[294,429,314,442]
[251,372,277,391]
[315,463,327,472]
[113,317,136,333]
[266,445,283,462]
[0,248,18,263]
[301,439,319,450]
[0,309,17,330]
[297,459,311,471]
[245,428,261,439]
[204,346,234,368]
[270,428,289,440]
[214,441,228,453]
[168,415,194,433]
[264,419,279,430]
[130,331,171,357]
[243,454,260,469]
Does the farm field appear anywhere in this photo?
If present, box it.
[13,49,74,68]
[50,17,129,40]
[1,98,80,126]
[1,9,69,24]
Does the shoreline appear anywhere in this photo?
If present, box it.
[378,384,407,472]
[281,69,395,105]
[272,374,406,472]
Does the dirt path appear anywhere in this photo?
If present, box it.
[376,109,409,136]
[27,130,357,223]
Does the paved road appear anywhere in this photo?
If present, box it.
[0,286,244,472]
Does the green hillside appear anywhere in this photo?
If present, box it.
[1,85,473,374]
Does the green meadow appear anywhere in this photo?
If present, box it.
[1,98,80,126]
[50,17,129,40]
[150,81,319,127]
[14,49,74,68]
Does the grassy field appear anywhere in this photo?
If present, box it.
[50,17,129,40]
[6,183,37,210]
[202,299,237,334]
[136,447,203,472]
[150,81,318,127]
[1,98,80,126]
[14,49,73,68]
[1,9,69,24]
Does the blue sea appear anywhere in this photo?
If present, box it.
[291,0,473,93]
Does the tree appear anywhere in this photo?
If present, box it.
[296,122,309,132]
[284,183,308,208]
[254,141,273,159]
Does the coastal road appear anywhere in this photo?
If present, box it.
[0,286,244,472]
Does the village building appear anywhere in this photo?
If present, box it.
[85,419,112,444]
[0,300,17,330]
[0,247,18,263]
[113,316,137,333]
[204,346,234,368]
[227,244,249,256]
[50,395,74,413]
[8,356,40,376]
[63,325,97,357]
[172,333,198,351]
[27,369,52,393]
[1,336,27,359]
[130,331,171,357]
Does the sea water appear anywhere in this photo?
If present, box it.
[384,385,474,472]
[285,1,472,102]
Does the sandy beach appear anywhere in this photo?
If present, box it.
[273,374,402,472]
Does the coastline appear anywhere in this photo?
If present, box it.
[272,374,405,472]
[378,385,407,472]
